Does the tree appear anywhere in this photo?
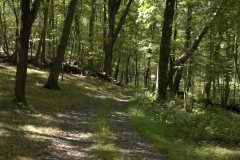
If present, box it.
[12,0,40,106]
[167,1,225,87]
[44,0,78,89]
[103,0,134,76]
[0,1,10,57]
[172,2,193,93]
[34,0,50,67]
[155,0,176,101]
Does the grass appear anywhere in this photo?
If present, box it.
[0,63,120,159]
[4,62,239,159]
[128,91,240,160]
[90,93,124,160]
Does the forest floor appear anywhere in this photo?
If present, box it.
[1,64,240,159]
[38,90,168,160]
[0,63,167,160]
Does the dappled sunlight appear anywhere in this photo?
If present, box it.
[0,63,138,159]
[0,105,98,159]
[13,156,34,160]
[19,124,60,137]
[129,107,146,118]
[115,98,130,102]
[91,143,125,159]
[27,68,45,74]
[194,146,240,160]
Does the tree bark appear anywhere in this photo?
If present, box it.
[134,51,139,87]
[44,0,78,89]
[0,2,10,57]
[155,0,176,101]
[13,0,40,106]
[33,1,50,67]
[34,30,44,66]
[221,74,230,107]
[125,54,130,84]
[89,0,96,51]
[234,32,240,81]
[173,3,193,93]
[103,0,133,76]
[114,52,121,81]
[173,68,183,92]
[7,0,20,64]
[144,57,151,88]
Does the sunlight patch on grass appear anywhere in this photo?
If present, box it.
[27,68,46,74]
[92,143,124,160]
[19,125,60,136]
[194,146,240,160]
[128,107,146,118]
[13,156,34,160]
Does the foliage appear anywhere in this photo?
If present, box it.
[128,91,240,160]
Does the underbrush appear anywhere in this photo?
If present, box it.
[128,91,240,160]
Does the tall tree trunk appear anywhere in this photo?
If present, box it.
[204,31,222,106]
[34,0,50,67]
[184,4,193,93]
[173,68,183,92]
[44,0,78,89]
[173,2,193,93]
[221,74,230,107]
[169,1,178,90]
[40,0,50,66]
[88,0,96,67]
[74,13,82,67]
[13,0,40,106]
[103,0,133,76]
[155,0,176,101]
[203,30,213,107]
[125,54,130,85]
[135,51,139,87]
[49,0,55,58]
[102,0,107,68]
[114,52,121,81]
[9,0,20,64]
[0,2,10,56]
[234,31,240,81]
[89,0,96,51]
[34,31,44,66]
[144,56,151,88]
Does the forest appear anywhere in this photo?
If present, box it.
[1,0,240,159]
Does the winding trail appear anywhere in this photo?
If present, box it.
[40,90,167,160]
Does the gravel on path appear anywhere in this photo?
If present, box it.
[107,92,168,160]
[40,91,168,160]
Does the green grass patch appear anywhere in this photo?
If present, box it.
[0,64,120,159]
[90,93,124,160]
[128,91,240,160]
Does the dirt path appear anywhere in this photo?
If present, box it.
[107,92,167,160]
[40,91,167,160]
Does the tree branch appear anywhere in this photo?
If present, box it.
[113,0,134,44]
[168,2,225,83]
[30,0,41,24]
